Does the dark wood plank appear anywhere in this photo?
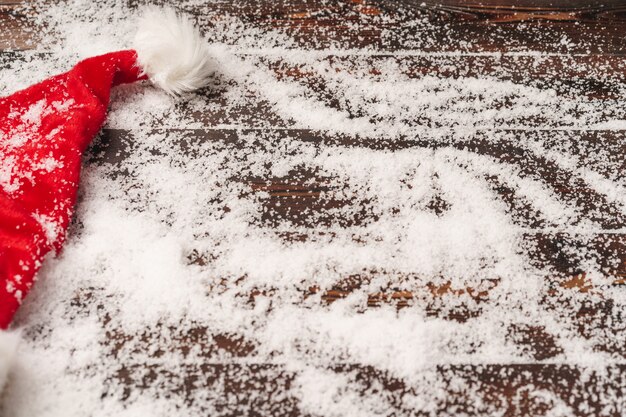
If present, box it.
[101,362,626,417]
[5,2,626,415]
[87,315,626,417]
[5,52,626,131]
[90,128,626,229]
[187,0,626,53]
[85,128,626,330]
[252,55,626,128]
[5,1,626,53]
[263,54,626,100]
[437,364,626,416]
[0,4,36,51]
[51,298,623,417]
[6,51,626,130]
[420,0,626,9]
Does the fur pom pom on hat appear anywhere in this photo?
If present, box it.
[0,7,211,388]
[135,7,213,95]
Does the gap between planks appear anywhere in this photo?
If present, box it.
[3,49,626,58]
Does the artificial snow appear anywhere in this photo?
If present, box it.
[1,0,625,416]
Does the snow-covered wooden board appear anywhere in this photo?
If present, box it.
[4,1,626,53]
[0,3,35,50]
[1,1,625,416]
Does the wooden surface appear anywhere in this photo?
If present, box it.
[3,1,626,416]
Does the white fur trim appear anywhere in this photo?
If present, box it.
[0,330,18,390]
[134,7,212,95]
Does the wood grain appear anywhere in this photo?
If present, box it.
[85,126,626,324]
[100,363,626,416]
[91,128,626,228]
[76,312,625,416]
[4,1,626,415]
[0,4,36,50]
[4,0,626,53]
[191,0,626,53]
[62,281,626,414]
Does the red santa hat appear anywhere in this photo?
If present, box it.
[0,7,212,388]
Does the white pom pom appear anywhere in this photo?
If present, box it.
[134,7,212,95]
[0,330,18,391]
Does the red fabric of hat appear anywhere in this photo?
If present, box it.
[0,51,145,329]
[0,7,212,388]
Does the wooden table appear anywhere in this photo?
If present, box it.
[2,1,625,415]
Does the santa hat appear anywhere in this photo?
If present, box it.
[0,7,212,388]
